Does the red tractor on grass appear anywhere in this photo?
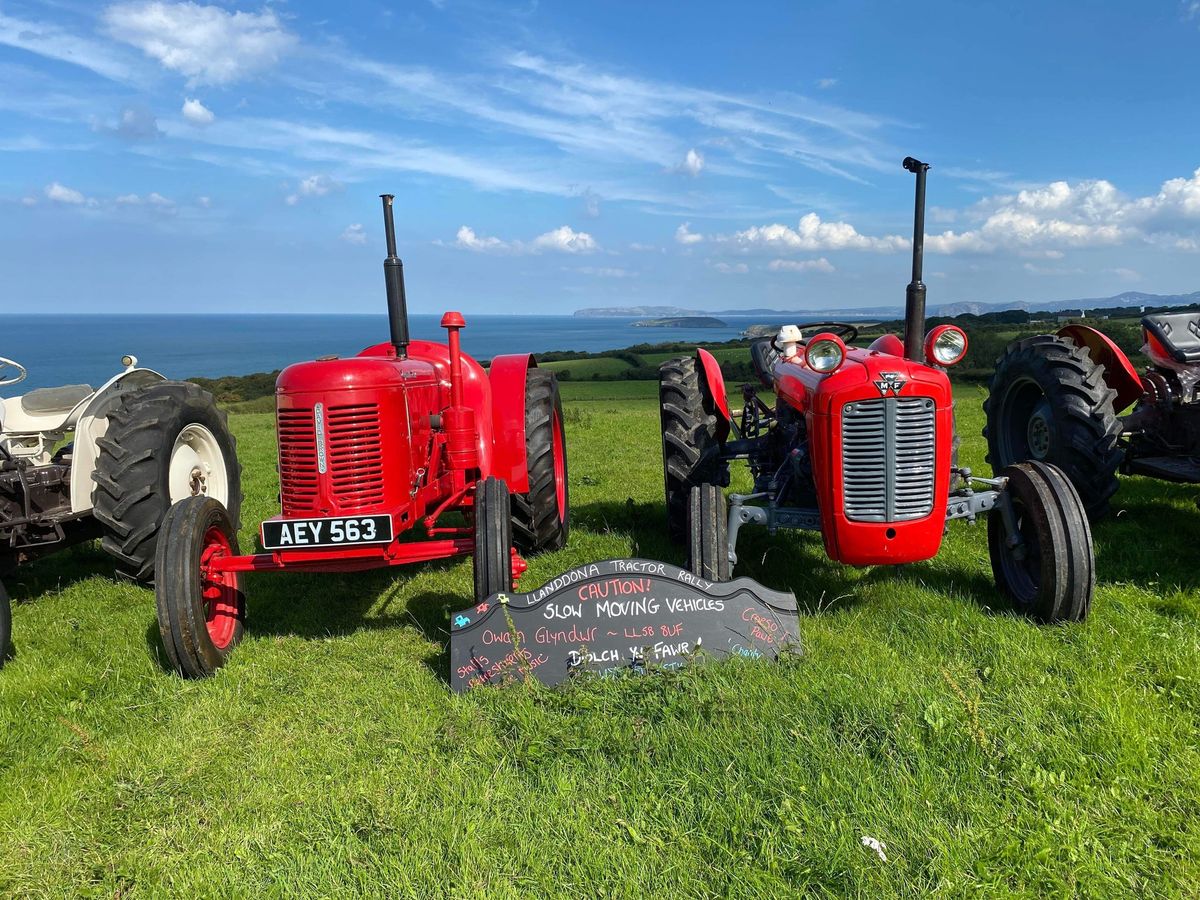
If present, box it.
[659,158,1095,623]
[155,195,569,677]
[986,310,1200,517]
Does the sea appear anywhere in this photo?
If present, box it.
[2,313,828,391]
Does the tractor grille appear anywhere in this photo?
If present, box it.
[277,408,319,515]
[325,403,385,508]
[842,396,936,523]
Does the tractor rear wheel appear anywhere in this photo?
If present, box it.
[0,580,10,669]
[988,462,1093,623]
[660,357,729,544]
[984,335,1122,518]
[511,369,569,554]
[94,381,242,581]
[155,496,245,678]
[688,484,731,582]
[474,476,513,601]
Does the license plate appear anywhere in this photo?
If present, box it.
[261,515,393,550]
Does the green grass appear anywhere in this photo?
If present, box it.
[3,386,1200,896]
[541,356,636,378]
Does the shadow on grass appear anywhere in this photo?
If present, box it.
[0,543,116,603]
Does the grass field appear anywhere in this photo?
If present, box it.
[3,382,1200,896]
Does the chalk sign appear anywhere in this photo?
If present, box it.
[449,558,801,692]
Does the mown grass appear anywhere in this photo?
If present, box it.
[2,384,1200,896]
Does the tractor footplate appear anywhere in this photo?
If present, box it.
[1125,456,1200,484]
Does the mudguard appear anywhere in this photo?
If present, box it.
[1057,324,1143,412]
[866,333,905,357]
[488,353,535,493]
[695,348,733,442]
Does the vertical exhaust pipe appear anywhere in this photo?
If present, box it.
[380,194,410,359]
[902,157,930,362]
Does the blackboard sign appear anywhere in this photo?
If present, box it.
[449,558,801,692]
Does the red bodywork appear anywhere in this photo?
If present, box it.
[207,316,533,577]
[715,343,955,567]
[1057,324,1143,412]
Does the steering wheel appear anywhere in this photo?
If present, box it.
[769,321,860,355]
[798,322,859,344]
[0,357,27,388]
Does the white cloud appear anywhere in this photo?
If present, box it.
[0,11,138,83]
[95,105,162,141]
[196,195,212,208]
[576,266,631,278]
[1022,262,1085,276]
[45,182,86,205]
[531,225,597,253]
[454,224,597,254]
[1109,267,1141,281]
[340,223,368,245]
[712,262,749,275]
[677,148,704,176]
[285,174,343,205]
[675,222,704,245]
[817,78,838,89]
[731,213,908,253]
[20,196,38,207]
[768,257,835,273]
[182,97,215,125]
[104,1,295,86]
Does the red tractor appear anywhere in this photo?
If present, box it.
[986,309,1200,517]
[155,195,569,677]
[659,158,1095,623]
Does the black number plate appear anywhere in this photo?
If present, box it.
[261,515,393,550]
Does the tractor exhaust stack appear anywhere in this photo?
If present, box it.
[380,194,410,359]
[902,157,930,362]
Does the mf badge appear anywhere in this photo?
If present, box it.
[875,372,906,396]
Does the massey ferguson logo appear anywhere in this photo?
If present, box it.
[875,373,906,396]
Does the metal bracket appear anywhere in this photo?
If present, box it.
[727,493,821,567]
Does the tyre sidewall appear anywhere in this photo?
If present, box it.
[0,581,10,667]
[474,477,513,600]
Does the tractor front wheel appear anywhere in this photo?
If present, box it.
[988,462,1094,623]
[688,484,731,582]
[511,369,569,554]
[0,580,11,669]
[474,476,514,601]
[94,381,242,581]
[660,357,729,544]
[155,496,245,678]
[984,335,1122,518]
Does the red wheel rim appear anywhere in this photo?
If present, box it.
[199,525,240,649]
[552,407,567,521]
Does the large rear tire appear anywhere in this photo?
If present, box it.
[0,580,10,669]
[660,357,729,544]
[988,462,1094,623]
[474,477,513,601]
[688,484,731,582]
[984,335,1122,518]
[155,496,245,678]
[94,381,242,581]
[511,369,569,554]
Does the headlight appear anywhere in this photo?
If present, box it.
[804,333,846,373]
[924,325,968,366]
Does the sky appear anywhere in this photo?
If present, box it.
[2,0,1199,316]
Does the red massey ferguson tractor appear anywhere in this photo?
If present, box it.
[659,158,1095,623]
[985,309,1200,517]
[154,195,569,677]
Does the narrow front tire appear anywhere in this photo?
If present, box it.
[988,462,1094,623]
[688,484,731,582]
[474,477,514,601]
[155,496,245,678]
[0,580,11,669]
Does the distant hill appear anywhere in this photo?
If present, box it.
[575,290,1200,321]
[633,316,728,328]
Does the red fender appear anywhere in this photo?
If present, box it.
[1056,325,1143,412]
[866,333,905,357]
[487,354,535,493]
[695,348,733,441]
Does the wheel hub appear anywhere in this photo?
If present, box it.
[1027,408,1051,460]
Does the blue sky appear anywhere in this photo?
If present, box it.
[2,0,1199,315]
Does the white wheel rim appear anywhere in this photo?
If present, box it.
[168,424,229,506]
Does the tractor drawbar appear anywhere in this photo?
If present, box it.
[902,156,930,362]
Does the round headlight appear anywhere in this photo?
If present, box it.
[805,333,846,373]
[925,325,968,366]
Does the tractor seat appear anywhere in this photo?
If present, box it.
[1142,313,1200,364]
[20,384,93,416]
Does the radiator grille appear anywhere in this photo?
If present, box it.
[842,396,936,523]
[325,403,385,508]
[277,408,319,515]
